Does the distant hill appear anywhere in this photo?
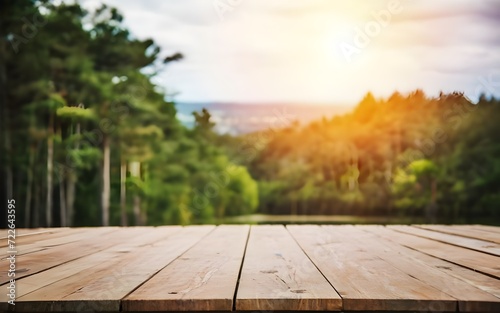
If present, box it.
[175,102,352,134]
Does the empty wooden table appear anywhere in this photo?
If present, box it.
[1,224,499,312]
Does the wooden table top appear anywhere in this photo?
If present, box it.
[1,224,499,312]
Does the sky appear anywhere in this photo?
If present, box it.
[78,0,500,105]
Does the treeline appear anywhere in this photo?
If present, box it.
[2,1,499,228]
[242,91,500,221]
[1,1,258,227]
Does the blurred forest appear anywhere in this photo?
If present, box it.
[1,1,499,227]
[242,91,500,222]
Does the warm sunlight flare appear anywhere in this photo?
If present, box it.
[74,0,500,104]
[1,1,500,311]
[2,1,499,232]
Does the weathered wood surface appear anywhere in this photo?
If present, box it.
[1,225,499,312]
[124,225,247,311]
[288,225,457,312]
[236,225,342,311]
[416,224,500,244]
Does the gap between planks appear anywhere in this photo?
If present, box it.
[236,225,342,311]
[123,225,249,312]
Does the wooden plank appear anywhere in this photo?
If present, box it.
[362,226,500,299]
[1,227,114,259]
[123,225,249,312]
[416,225,500,244]
[389,225,500,257]
[341,226,500,312]
[468,225,500,234]
[0,227,122,284]
[439,225,500,235]
[236,225,342,311]
[3,225,499,312]
[364,226,500,279]
[0,226,182,306]
[287,225,456,312]
[12,226,214,312]
[0,228,93,258]
[0,228,44,240]
[0,228,67,243]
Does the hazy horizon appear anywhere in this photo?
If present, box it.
[175,101,353,134]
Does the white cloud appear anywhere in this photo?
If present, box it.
[78,0,500,104]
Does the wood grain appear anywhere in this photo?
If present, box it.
[0,227,181,305]
[13,226,214,312]
[0,228,67,245]
[288,225,457,312]
[361,226,500,300]
[468,225,500,234]
[373,226,500,279]
[342,225,500,312]
[123,225,249,312]
[2,225,499,312]
[236,225,342,311]
[0,228,86,257]
[416,225,500,244]
[389,225,500,256]
[0,227,119,284]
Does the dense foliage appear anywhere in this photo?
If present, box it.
[0,1,258,227]
[244,91,500,222]
[1,1,499,227]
